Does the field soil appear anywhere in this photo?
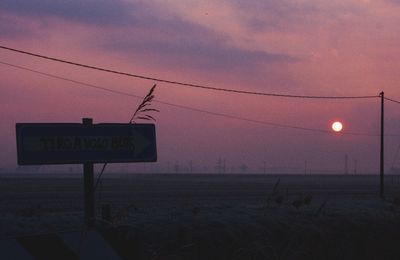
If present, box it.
[1,173,400,259]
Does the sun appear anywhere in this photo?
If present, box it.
[331,121,343,132]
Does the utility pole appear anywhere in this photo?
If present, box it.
[380,91,384,198]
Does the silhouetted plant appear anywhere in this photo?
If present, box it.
[129,84,159,123]
[266,178,284,207]
[275,195,284,205]
[191,207,200,216]
[314,200,328,217]
[292,195,312,210]
[95,84,159,222]
[303,194,312,205]
[271,178,280,196]
[112,203,138,225]
[292,199,304,209]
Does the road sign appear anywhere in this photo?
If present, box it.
[16,123,157,165]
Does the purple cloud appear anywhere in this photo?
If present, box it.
[229,0,366,32]
[0,0,136,26]
[0,15,37,38]
[107,38,298,68]
[95,15,300,90]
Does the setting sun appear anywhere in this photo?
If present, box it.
[331,121,343,132]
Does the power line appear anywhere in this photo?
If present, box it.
[0,45,379,99]
[1,60,392,137]
[385,97,400,105]
[0,61,138,97]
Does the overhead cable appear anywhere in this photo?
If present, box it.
[1,60,392,137]
[385,97,400,105]
[0,45,379,99]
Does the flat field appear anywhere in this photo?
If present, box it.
[1,173,400,259]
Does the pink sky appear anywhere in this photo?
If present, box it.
[1,0,400,173]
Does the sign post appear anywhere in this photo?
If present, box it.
[16,119,157,229]
[82,118,95,228]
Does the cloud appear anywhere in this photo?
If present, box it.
[91,2,299,67]
[0,14,37,38]
[230,0,320,29]
[146,0,376,58]
[0,0,136,26]
[386,0,400,4]
[92,11,300,90]
[106,37,298,70]
[0,0,300,90]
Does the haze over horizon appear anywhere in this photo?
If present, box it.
[1,0,400,174]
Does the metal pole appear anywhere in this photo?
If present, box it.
[83,118,95,228]
[380,92,384,198]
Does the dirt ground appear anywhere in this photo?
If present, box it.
[1,173,400,259]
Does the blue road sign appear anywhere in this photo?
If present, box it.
[16,123,157,165]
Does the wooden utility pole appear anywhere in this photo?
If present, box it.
[380,92,384,198]
[83,118,95,228]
